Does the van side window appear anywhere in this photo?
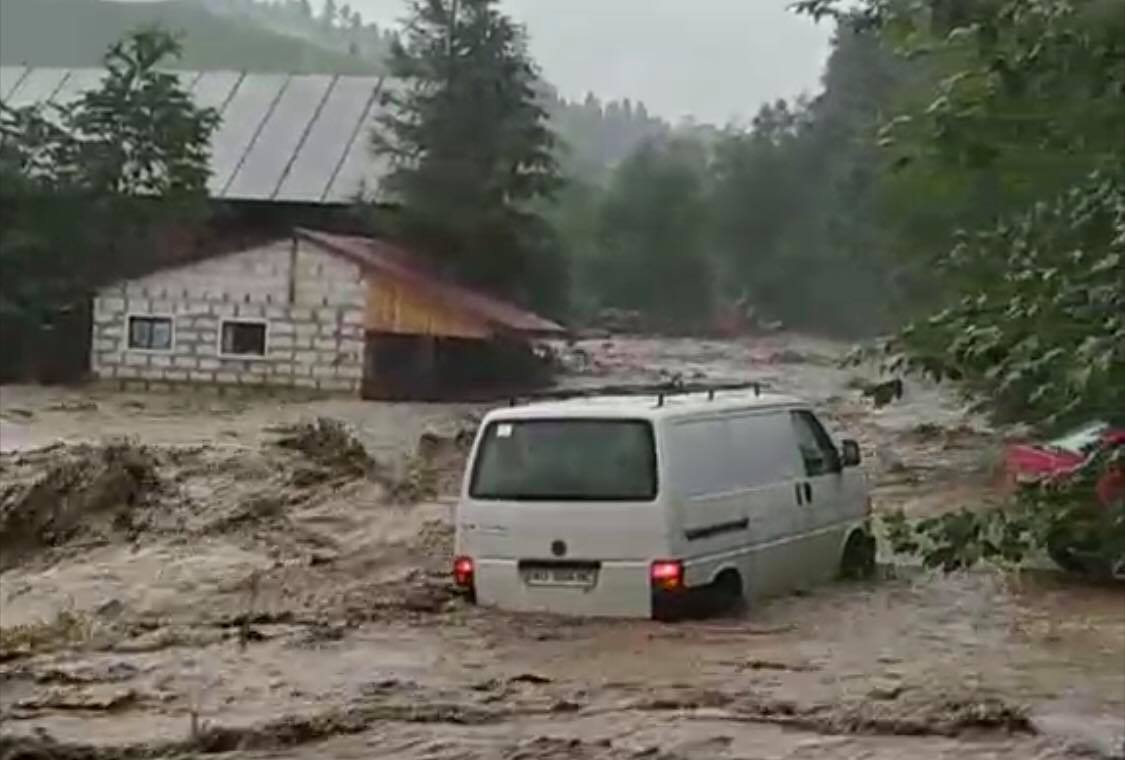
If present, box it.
[790,411,841,476]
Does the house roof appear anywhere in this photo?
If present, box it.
[298,230,566,337]
[0,65,389,204]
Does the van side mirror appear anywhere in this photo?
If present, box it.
[841,439,861,468]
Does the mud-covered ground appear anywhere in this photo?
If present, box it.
[1,336,1122,759]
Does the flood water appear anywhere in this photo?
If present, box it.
[1,336,1122,759]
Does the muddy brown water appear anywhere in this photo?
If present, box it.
[1,336,1123,759]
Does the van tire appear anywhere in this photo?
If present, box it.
[712,570,745,616]
[840,531,876,580]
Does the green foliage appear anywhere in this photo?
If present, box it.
[550,25,907,335]
[883,445,1125,575]
[589,139,715,330]
[802,0,1125,577]
[0,28,219,379]
[886,171,1125,428]
[0,0,381,74]
[372,0,565,314]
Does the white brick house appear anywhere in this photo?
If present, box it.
[90,230,564,396]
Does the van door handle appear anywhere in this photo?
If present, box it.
[795,483,804,505]
[803,483,813,503]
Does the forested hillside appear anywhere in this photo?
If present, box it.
[0,0,380,73]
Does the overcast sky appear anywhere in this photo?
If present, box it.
[335,0,833,125]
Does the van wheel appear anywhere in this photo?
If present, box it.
[711,570,745,616]
[840,531,876,580]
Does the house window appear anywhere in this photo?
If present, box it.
[220,320,267,357]
[127,316,173,351]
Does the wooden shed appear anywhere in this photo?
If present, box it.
[297,230,566,400]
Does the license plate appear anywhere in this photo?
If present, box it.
[523,567,596,587]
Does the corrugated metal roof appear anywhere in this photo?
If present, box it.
[298,229,566,336]
[0,66,387,204]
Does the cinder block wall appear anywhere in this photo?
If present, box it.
[91,238,366,393]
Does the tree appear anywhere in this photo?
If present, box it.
[0,28,219,381]
[322,0,337,30]
[795,0,1125,575]
[372,0,565,313]
[591,138,714,330]
[707,26,905,336]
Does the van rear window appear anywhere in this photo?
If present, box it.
[470,419,657,501]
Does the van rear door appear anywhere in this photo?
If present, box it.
[458,418,668,615]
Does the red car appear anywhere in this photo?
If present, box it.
[1003,421,1125,506]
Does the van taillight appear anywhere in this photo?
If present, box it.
[650,560,683,591]
[453,556,475,588]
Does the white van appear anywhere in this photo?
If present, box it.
[452,390,874,619]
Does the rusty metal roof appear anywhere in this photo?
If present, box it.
[0,65,386,204]
[298,229,565,336]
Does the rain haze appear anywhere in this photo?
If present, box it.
[329,0,832,123]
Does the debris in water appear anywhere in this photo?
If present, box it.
[0,441,160,570]
[272,418,374,480]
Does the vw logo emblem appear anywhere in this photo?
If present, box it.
[551,540,567,557]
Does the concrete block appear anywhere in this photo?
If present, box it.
[189,370,216,383]
[339,338,364,355]
[336,365,363,380]
[265,306,288,320]
[294,376,318,389]
[98,297,126,315]
[163,369,188,381]
[150,355,172,368]
[339,325,364,340]
[173,356,198,369]
[210,303,236,317]
[94,314,121,328]
[270,335,295,350]
[152,300,174,314]
[312,365,336,379]
[314,338,338,351]
[95,338,119,352]
[215,371,240,385]
[294,351,317,366]
[272,363,296,375]
[342,309,364,326]
[116,366,139,379]
[198,358,221,371]
[235,303,265,319]
[315,307,340,324]
[125,298,153,314]
[289,307,314,322]
[317,378,357,392]
[269,320,295,336]
[124,352,150,367]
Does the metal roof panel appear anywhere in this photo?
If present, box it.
[323,79,393,203]
[49,68,106,105]
[3,67,70,108]
[275,75,381,203]
[224,74,334,200]
[188,70,243,111]
[207,72,287,195]
[0,66,28,101]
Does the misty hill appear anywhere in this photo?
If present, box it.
[0,0,378,74]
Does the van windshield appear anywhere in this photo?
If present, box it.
[470,419,657,501]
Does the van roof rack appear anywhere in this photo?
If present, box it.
[508,380,766,408]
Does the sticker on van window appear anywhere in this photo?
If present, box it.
[497,423,513,438]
